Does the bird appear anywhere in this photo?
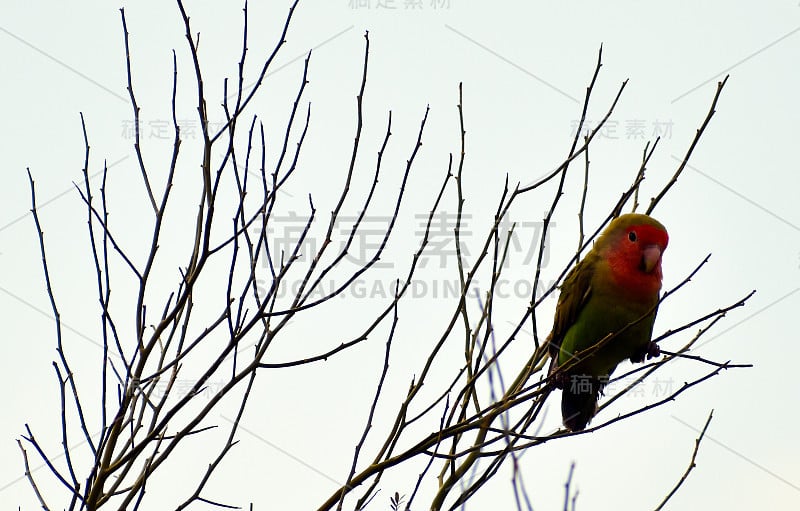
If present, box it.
[546,213,669,432]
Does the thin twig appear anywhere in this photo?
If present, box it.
[654,410,714,511]
[647,76,729,214]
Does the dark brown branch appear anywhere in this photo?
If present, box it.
[646,75,729,214]
[17,439,52,510]
[659,350,752,369]
[347,294,400,510]
[654,411,714,511]
[120,8,158,213]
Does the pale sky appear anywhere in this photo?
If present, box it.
[1,1,798,509]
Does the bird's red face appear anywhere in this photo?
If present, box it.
[606,222,669,297]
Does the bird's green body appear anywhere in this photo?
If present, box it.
[555,251,660,376]
[548,214,668,431]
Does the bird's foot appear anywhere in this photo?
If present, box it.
[550,369,570,389]
[645,341,661,360]
[630,341,661,363]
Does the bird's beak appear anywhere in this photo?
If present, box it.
[641,245,662,273]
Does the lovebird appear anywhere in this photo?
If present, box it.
[547,213,669,431]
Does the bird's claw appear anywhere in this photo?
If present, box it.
[645,341,661,360]
[550,370,570,389]
[630,341,661,363]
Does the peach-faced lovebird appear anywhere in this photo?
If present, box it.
[547,213,668,431]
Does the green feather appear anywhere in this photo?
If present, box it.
[547,213,667,431]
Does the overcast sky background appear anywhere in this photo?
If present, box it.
[1,1,799,509]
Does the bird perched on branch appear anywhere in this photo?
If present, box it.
[547,213,668,432]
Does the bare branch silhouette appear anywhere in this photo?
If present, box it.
[19,2,750,510]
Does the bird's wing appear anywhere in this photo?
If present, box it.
[546,256,595,361]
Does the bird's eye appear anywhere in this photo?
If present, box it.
[628,231,637,242]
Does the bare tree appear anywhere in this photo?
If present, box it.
[19,1,753,510]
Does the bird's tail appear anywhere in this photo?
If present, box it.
[561,376,602,432]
